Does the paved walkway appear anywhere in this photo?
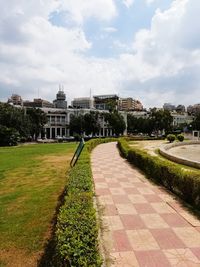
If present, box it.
[91,142,200,267]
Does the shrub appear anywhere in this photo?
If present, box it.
[177,134,184,142]
[54,138,116,267]
[167,134,176,143]
[118,138,200,209]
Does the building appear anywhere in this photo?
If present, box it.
[7,94,23,106]
[176,105,185,113]
[163,103,176,111]
[119,98,143,111]
[187,104,200,115]
[53,89,67,109]
[94,94,119,110]
[71,97,94,109]
[171,112,194,127]
[23,98,54,108]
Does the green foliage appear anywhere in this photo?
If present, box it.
[118,138,200,209]
[167,134,176,143]
[192,113,200,130]
[177,134,184,142]
[55,138,116,267]
[0,125,20,146]
[26,108,47,140]
[104,111,126,136]
[0,103,47,144]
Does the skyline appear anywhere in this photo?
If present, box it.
[0,0,200,108]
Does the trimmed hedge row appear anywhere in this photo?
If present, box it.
[118,138,200,209]
[55,138,116,267]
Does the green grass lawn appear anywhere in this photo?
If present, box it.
[0,142,76,267]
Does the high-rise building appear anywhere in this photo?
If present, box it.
[53,88,67,109]
[71,97,94,109]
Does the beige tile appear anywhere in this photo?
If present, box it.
[116,204,137,215]
[127,229,160,251]
[159,193,176,202]
[128,194,147,204]
[110,188,126,195]
[95,182,108,189]
[120,182,135,188]
[179,211,200,227]
[164,249,200,267]
[98,195,114,205]
[151,202,176,214]
[103,216,124,231]
[137,187,155,195]
[141,214,169,229]
[110,251,139,267]
[173,227,200,247]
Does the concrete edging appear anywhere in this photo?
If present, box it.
[159,141,200,169]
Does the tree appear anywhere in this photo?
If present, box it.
[104,111,126,136]
[26,108,47,140]
[150,109,172,134]
[84,111,100,136]
[69,114,85,136]
[192,113,200,130]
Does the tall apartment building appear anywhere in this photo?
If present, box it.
[71,97,94,109]
[119,98,143,111]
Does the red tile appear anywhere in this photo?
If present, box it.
[112,195,131,204]
[120,214,145,230]
[134,203,156,214]
[135,250,171,267]
[161,213,189,227]
[112,230,132,252]
[191,248,200,260]
[151,228,185,249]
[144,194,163,203]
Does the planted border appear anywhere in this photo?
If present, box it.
[118,138,200,209]
[55,138,116,267]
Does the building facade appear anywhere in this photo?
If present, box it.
[71,97,94,109]
[119,98,143,111]
[94,94,119,110]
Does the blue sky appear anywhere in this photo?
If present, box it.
[0,0,200,108]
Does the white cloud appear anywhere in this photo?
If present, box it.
[60,0,117,24]
[102,27,117,33]
[122,0,134,8]
[0,0,200,108]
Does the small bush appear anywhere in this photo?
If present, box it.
[118,138,200,209]
[177,134,184,142]
[54,138,116,267]
[167,134,176,143]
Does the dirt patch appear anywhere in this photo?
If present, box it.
[0,248,40,267]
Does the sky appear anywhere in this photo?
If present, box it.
[0,0,200,108]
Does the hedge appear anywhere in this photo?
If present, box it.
[55,138,116,267]
[118,138,200,209]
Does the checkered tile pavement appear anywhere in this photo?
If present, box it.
[91,142,200,267]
